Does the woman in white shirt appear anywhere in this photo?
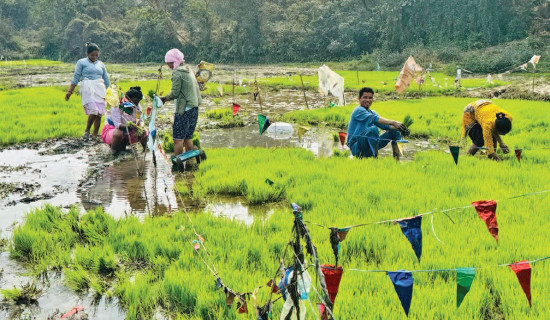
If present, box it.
[65,42,110,141]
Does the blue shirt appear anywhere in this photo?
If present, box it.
[71,57,110,87]
[346,106,390,146]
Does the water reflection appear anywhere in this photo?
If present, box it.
[204,197,275,226]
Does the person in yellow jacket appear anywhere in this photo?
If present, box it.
[462,99,512,161]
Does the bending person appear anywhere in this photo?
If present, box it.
[346,87,406,159]
[160,48,202,156]
[65,42,110,141]
[462,99,512,161]
[101,87,147,152]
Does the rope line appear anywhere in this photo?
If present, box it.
[305,189,550,230]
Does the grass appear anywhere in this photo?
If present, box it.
[8,142,550,318]
[251,70,508,94]
[117,79,247,98]
[0,87,91,145]
[205,108,245,128]
[282,97,550,148]
[0,59,63,67]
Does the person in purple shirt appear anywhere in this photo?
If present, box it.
[346,87,406,159]
[65,43,110,141]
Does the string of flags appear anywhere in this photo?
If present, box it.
[319,257,548,316]
[305,189,549,267]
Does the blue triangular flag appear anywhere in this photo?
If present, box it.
[398,216,422,261]
[388,271,413,316]
[262,118,271,135]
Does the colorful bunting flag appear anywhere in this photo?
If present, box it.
[297,126,310,139]
[337,227,350,241]
[225,290,236,306]
[388,271,413,316]
[338,132,347,147]
[456,268,476,308]
[232,103,240,116]
[258,114,271,135]
[472,200,498,242]
[317,303,329,320]
[515,149,522,163]
[397,142,404,156]
[320,265,343,304]
[215,277,223,289]
[238,299,248,314]
[509,261,532,307]
[398,216,423,261]
[449,146,460,165]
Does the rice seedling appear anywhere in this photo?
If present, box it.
[0,282,42,304]
[0,59,63,68]
[0,87,88,145]
[283,97,550,148]
[251,70,508,94]
[205,108,245,128]
[9,137,550,319]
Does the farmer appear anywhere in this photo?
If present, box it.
[160,49,202,156]
[65,42,110,141]
[101,87,147,152]
[462,99,512,161]
[346,87,407,159]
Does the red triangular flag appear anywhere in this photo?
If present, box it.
[321,265,343,303]
[317,303,329,320]
[232,103,240,116]
[509,261,532,307]
[338,132,347,147]
[237,299,248,314]
[472,200,498,242]
[515,149,522,163]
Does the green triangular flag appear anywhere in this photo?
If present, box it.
[449,146,460,165]
[457,268,475,308]
[258,114,266,135]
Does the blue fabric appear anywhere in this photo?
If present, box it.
[347,106,401,158]
[173,107,198,140]
[277,267,294,301]
[348,126,401,158]
[399,216,422,261]
[388,271,413,316]
[71,57,110,87]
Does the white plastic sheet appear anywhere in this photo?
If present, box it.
[318,65,345,105]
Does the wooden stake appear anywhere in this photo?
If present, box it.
[299,73,309,110]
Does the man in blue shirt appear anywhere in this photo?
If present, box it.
[346,87,406,159]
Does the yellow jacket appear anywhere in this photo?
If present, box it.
[462,100,512,155]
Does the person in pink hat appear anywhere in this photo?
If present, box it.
[160,49,202,156]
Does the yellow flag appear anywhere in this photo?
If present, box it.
[397,142,404,156]
[105,85,119,108]
[298,126,310,139]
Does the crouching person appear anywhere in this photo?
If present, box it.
[101,87,148,153]
[346,87,406,159]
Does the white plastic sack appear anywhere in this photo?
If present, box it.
[318,65,345,105]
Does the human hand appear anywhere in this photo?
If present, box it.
[392,121,403,130]
[65,91,72,101]
[488,153,501,161]
[395,122,410,137]
[500,144,510,154]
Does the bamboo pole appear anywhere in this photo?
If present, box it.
[299,73,309,110]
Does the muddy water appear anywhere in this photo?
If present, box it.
[0,250,125,319]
